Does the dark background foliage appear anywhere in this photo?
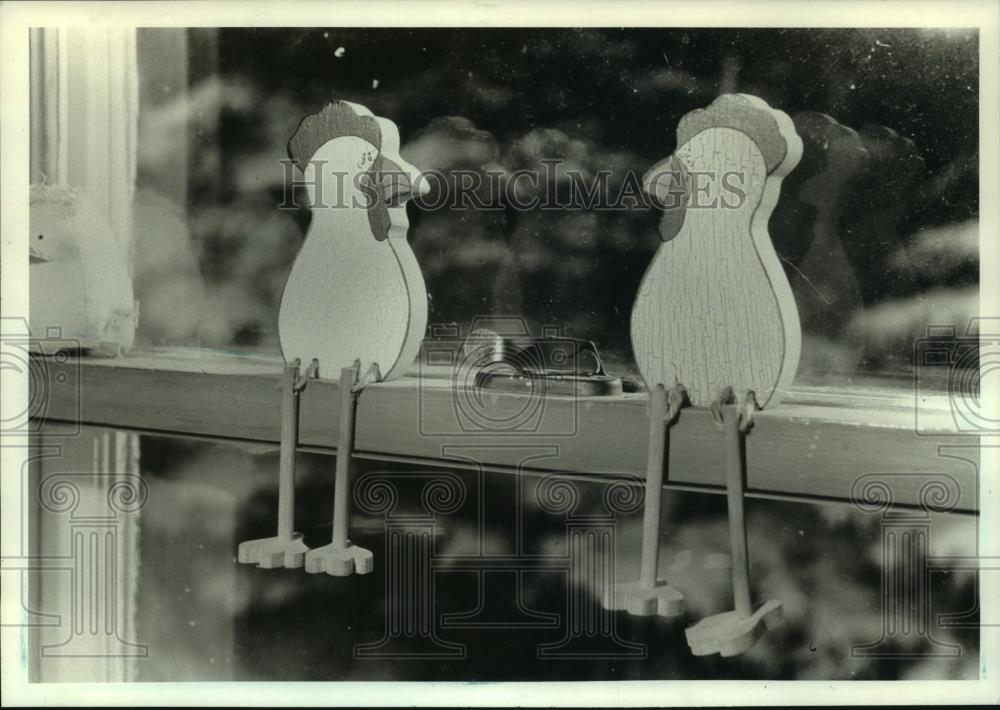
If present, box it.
[137,27,978,378]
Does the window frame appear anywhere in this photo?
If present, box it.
[32,346,981,513]
[27,27,142,683]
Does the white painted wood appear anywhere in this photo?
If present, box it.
[371,113,429,383]
[278,102,427,382]
[28,28,142,683]
[32,348,981,511]
[632,95,803,408]
[743,95,803,406]
[29,28,139,354]
[31,28,139,258]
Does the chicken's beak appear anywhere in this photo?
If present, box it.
[380,156,428,206]
[29,245,50,264]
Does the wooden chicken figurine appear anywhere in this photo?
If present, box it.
[627,94,802,656]
[238,101,428,576]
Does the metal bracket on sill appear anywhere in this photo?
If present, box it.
[462,328,623,397]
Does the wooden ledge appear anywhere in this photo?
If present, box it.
[29,348,980,512]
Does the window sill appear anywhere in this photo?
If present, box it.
[30,347,979,512]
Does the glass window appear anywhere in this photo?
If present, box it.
[24,27,982,685]
[127,435,978,681]
[134,27,979,388]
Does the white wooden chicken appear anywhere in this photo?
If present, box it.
[633,94,802,409]
[625,94,803,656]
[278,101,428,383]
[238,101,428,576]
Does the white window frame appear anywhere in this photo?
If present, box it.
[27,27,142,683]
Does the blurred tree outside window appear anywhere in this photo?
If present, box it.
[133,27,979,389]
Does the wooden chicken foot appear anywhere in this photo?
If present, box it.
[238,359,317,569]
[305,363,375,576]
[605,382,687,617]
[685,387,782,657]
[352,361,382,393]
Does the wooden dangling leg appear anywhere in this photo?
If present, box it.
[237,359,311,569]
[724,394,753,620]
[305,364,375,577]
[603,383,685,617]
[685,388,782,656]
[331,367,356,552]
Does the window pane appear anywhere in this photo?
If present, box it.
[129,434,978,680]
[134,27,979,388]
